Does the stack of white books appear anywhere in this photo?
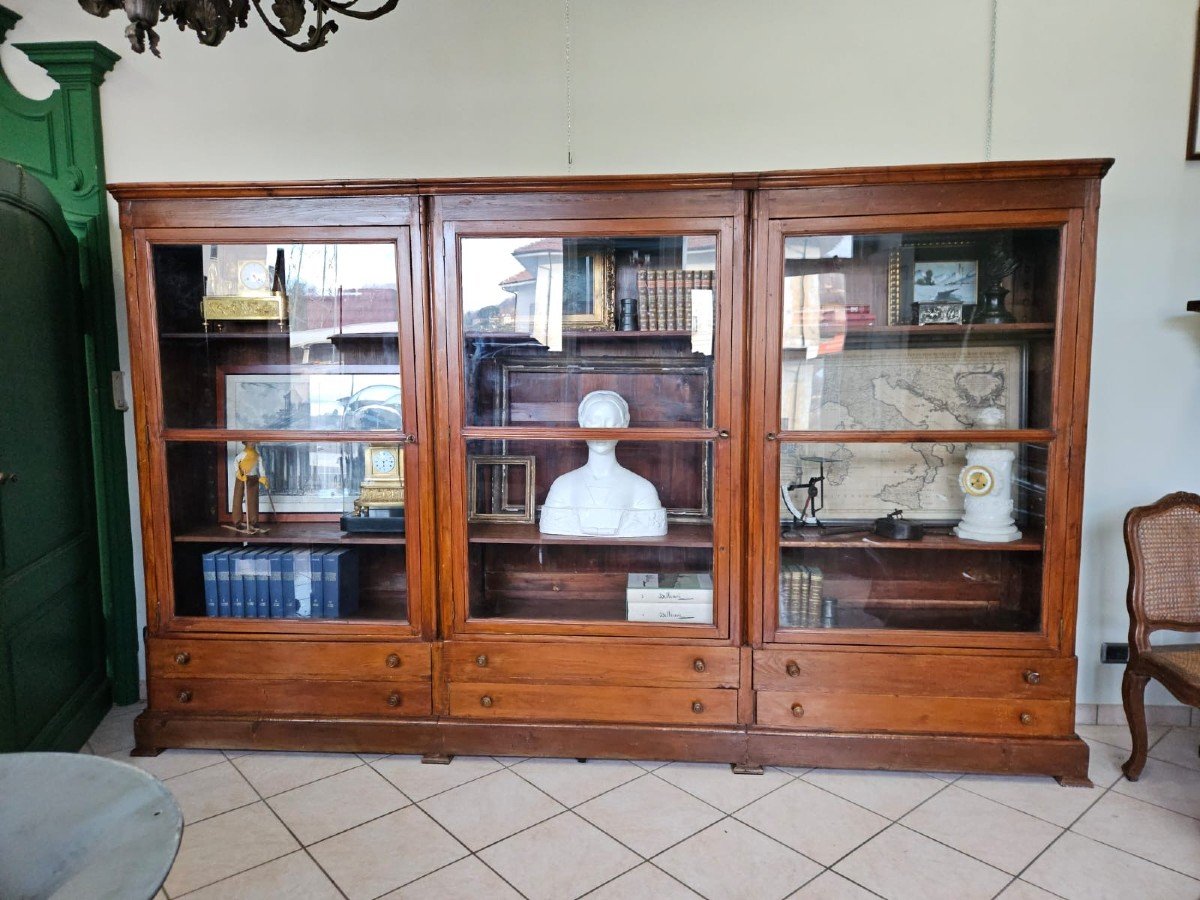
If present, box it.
[626,573,714,624]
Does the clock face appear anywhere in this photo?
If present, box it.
[961,465,995,497]
[239,260,269,292]
[371,448,398,474]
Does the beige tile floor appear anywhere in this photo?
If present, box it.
[83,703,1200,900]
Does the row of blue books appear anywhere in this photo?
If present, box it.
[201,546,359,619]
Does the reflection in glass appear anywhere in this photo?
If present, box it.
[154,243,402,430]
[459,236,718,428]
[775,441,1048,633]
[778,229,1059,432]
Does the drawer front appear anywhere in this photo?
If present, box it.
[754,650,1074,699]
[149,639,431,681]
[150,678,433,717]
[756,691,1072,737]
[449,683,738,725]
[446,642,739,687]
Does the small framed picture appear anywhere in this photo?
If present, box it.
[912,261,978,307]
[467,455,537,524]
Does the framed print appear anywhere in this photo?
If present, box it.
[888,241,978,324]
[218,366,401,520]
[467,455,537,523]
[561,239,616,330]
[778,342,1025,521]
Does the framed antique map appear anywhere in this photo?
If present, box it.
[779,343,1025,521]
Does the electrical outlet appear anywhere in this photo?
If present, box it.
[1101,642,1130,664]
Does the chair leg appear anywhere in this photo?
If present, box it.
[1121,669,1150,781]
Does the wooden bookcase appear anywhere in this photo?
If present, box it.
[113,159,1108,782]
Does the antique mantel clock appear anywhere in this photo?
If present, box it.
[202,245,288,331]
[341,443,406,533]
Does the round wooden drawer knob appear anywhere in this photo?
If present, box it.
[791,703,804,718]
[693,658,706,673]
[177,690,192,703]
[387,692,402,708]
[1023,670,1040,685]
[174,652,190,666]
[1020,712,1033,725]
[785,661,801,678]
[476,654,488,667]
[480,695,494,708]
[692,701,705,714]
[385,653,401,669]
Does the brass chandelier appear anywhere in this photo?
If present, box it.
[77,0,399,56]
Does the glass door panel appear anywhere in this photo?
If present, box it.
[460,235,718,429]
[465,439,716,628]
[166,440,410,624]
[778,228,1059,432]
[773,441,1048,634]
[153,242,403,430]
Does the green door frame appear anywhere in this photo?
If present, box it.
[0,6,138,704]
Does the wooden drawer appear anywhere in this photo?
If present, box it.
[449,683,738,725]
[756,691,1072,737]
[150,678,433,717]
[754,650,1074,699]
[445,642,739,687]
[149,639,431,681]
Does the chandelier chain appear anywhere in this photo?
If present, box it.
[564,0,574,169]
[985,0,998,161]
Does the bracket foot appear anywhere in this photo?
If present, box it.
[731,763,764,775]
[421,753,453,765]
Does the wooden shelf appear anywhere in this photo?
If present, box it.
[784,604,1036,633]
[779,526,1043,552]
[161,331,290,341]
[841,323,1054,342]
[174,523,405,545]
[464,330,693,341]
[468,521,713,547]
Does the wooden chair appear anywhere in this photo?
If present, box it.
[1121,492,1200,780]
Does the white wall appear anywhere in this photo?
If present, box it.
[4,0,1199,703]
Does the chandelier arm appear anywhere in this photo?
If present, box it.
[248,0,338,51]
[316,0,401,21]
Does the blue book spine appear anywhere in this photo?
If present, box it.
[256,550,271,618]
[230,548,249,618]
[201,550,219,617]
[215,549,232,617]
[308,550,327,619]
[282,549,298,618]
[268,549,284,619]
[324,548,360,619]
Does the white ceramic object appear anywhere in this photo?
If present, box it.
[953,407,1022,543]
[539,390,668,538]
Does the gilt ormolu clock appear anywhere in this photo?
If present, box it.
[341,443,406,533]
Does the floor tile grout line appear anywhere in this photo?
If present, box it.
[228,754,366,801]
[504,757,652,812]
[396,801,530,900]
[367,756,512,805]
[643,762,795,818]
[1066,805,1200,884]
[798,768,953,826]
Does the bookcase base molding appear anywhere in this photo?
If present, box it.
[114,159,1108,782]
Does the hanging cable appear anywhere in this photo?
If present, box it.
[985,0,998,160]
[563,0,574,168]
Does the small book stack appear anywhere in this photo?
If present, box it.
[778,561,824,628]
[844,305,876,328]
[634,269,715,331]
[626,573,714,624]
[201,546,359,620]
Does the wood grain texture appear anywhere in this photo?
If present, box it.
[753,649,1073,698]
[148,678,433,717]
[448,682,738,725]
[755,691,1073,737]
[445,641,738,686]
[148,638,431,681]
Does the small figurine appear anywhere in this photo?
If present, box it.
[225,441,271,535]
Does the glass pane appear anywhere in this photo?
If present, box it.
[154,243,403,430]
[466,438,714,626]
[779,229,1058,431]
[166,441,409,623]
[775,441,1048,632]
[460,236,716,427]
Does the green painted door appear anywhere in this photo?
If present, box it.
[0,162,110,751]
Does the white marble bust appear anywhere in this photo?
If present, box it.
[538,390,668,537]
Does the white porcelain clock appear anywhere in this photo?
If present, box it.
[954,446,1021,542]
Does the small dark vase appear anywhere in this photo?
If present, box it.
[970,286,1017,324]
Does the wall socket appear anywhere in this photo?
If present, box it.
[1101,642,1130,664]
